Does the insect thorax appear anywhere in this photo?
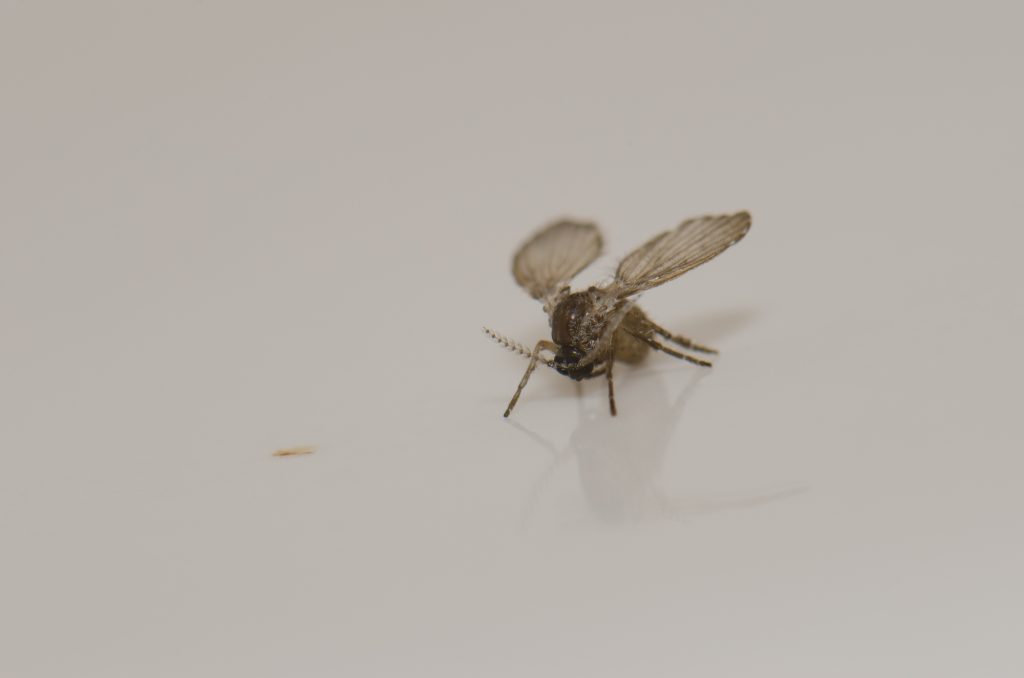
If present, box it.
[549,288,608,377]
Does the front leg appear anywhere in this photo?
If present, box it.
[504,340,557,417]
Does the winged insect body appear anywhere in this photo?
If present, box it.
[486,212,751,417]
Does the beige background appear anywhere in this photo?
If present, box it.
[2,1,1023,676]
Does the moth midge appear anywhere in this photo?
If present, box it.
[485,212,751,417]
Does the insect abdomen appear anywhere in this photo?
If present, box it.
[613,307,652,363]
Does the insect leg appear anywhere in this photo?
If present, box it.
[504,340,558,417]
[642,318,718,355]
[631,333,713,368]
[606,355,617,417]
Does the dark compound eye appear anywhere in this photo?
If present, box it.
[554,357,594,380]
[553,347,586,376]
[574,362,594,380]
[554,347,583,365]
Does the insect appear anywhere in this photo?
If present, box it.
[484,211,751,417]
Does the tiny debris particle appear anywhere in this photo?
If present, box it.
[273,445,316,457]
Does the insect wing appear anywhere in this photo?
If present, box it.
[513,220,603,301]
[610,211,751,297]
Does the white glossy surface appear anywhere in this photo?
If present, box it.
[2,2,1022,676]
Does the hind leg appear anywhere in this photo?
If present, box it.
[643,318,718,355]
[631,332,713,368]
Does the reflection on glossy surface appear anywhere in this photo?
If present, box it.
[515,368,804,526]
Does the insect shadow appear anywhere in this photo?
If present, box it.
[509,309,805,527]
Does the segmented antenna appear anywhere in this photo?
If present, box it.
[482,327,555,368]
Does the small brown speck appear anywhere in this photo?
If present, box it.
[273,445,316,457]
